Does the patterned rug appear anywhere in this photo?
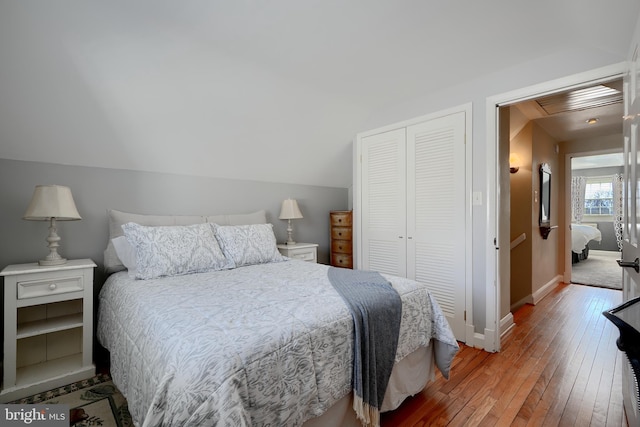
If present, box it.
[10,374,132,426]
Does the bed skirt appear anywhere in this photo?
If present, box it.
[303,345,434,426]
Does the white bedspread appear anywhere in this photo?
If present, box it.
[571,223,602,253]
[97,260,458,427]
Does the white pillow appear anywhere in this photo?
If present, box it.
[111,236,137,276]
[122,222,235,280]
[213,224,285,267]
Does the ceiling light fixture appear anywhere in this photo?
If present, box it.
[586,118,598,125]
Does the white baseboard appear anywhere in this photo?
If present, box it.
[532,274,562,305]
[465,323,475,347]
[474,332,486,350]
[482,328,497,353]
[500,312,515,338]
[510,295,533,313]
[509,274,562,313]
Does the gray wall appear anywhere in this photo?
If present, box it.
[0,158,349,289]
[586,222,619,251]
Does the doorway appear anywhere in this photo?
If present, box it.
[487,65,626,352]
[506,81,624,306]
[568,153,623,290]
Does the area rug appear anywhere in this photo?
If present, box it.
[571,249,622,290]
[10,373,132,427]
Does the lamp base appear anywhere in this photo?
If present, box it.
[39,218,68,266]
[285,219,296,246]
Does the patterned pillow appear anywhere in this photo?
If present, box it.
[213,224,285,267]
[122,222,235,280]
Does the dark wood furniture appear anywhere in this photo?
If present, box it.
[330,211,353,269]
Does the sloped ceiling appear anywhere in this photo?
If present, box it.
[0,1,639,187]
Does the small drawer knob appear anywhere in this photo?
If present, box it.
[49,283,57,291]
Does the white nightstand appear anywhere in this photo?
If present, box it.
[0,259,96,402]
[277,243,319,263]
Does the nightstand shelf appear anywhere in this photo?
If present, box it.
[17,312,84,339]
[15,353,90,389]
[0,259,96,402]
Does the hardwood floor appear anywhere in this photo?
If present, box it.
[381,283,627,426]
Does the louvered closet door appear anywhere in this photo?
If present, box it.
[407,112,466,339]
[361,128,407,276]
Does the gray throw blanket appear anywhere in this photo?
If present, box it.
[327,267,402,427]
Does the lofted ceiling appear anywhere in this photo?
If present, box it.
[0,1,639,187]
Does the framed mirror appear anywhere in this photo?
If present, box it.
[540,163,551,227]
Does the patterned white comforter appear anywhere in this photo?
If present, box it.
[97,259,457,426]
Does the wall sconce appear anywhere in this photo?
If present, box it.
[509,153,521,174]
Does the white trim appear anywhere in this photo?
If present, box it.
[482,327,496,353]
[463,104,474,345]
[510,295,533,313]
[472,332,485,350]
[564,147,624,281]
[500,312,515,338]
[485,62,627,353]
[532,274,562,305]
[508,274,561,313]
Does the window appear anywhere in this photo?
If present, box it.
[584,177,613,215]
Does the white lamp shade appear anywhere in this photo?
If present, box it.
[279,199,303,220]
[23,185,82,221]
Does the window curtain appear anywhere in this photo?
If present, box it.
[571,176,587,223]
[613,173,624,251]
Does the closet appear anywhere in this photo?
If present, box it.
[355,109,469,341]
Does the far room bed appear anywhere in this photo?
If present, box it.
[571,223,602,263]
[97,210,459,427]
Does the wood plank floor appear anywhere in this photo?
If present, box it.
[381,283,627,427]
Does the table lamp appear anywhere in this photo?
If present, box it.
[279,198,303,245]
[23,185,82,265]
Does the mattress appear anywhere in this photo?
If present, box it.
[97,259,458,426]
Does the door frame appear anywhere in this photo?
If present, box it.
[564,148,623,284]
[485,63,627,352]
[353,102,475,344]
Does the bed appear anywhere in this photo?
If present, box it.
[571,223,602,263]
[97,210,459,427]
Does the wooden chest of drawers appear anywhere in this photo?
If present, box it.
[330,210,353,269]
